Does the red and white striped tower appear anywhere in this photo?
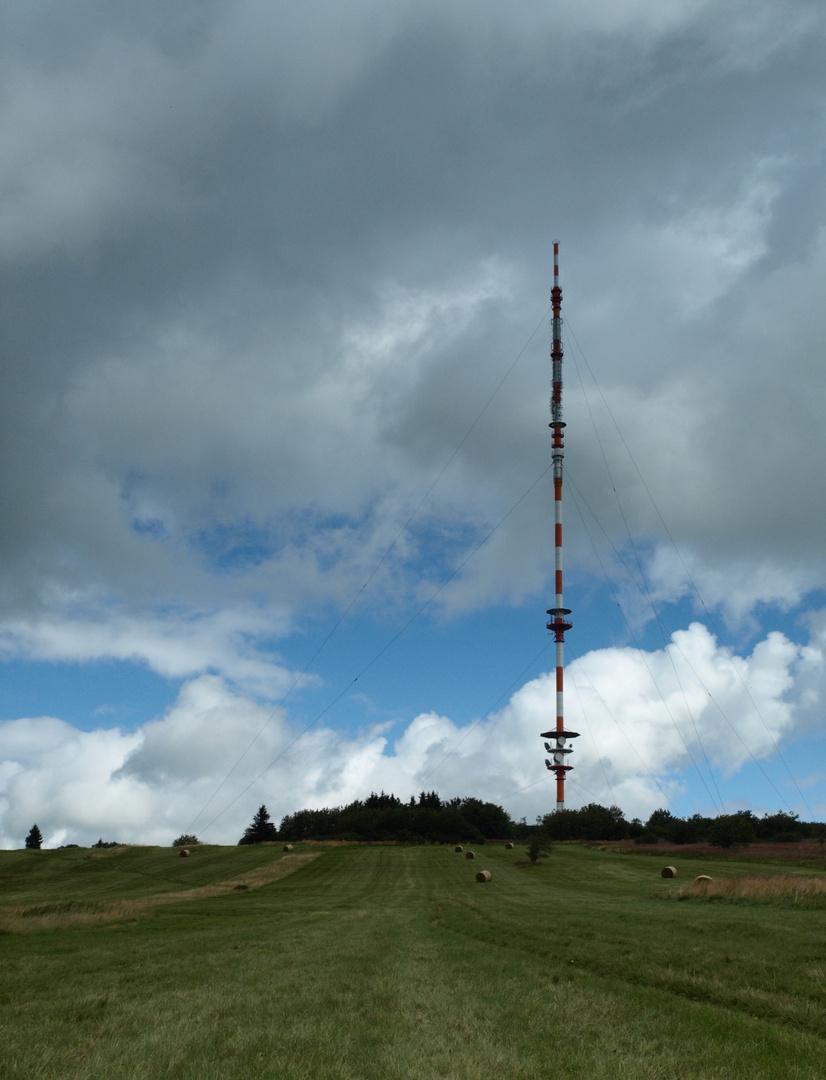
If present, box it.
[541,241,579,809]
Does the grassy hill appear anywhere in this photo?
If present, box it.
[0,842,306,908]
[1,842,825,1079]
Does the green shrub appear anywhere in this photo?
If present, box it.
[526,836,552,865]
[172,834,200,847]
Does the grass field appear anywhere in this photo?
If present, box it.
[1,842,825,1079]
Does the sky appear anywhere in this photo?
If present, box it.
[2,0,826,847]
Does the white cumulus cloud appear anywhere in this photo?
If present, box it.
[1,621,819,847]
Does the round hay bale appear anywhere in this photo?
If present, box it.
[283,844,293,852]
[454,845,464,853]
[661,865,677,878]
[504,841,514,850]
[179,848,190,857]
[694,874,713,884]
[465,850,475,860]
[476,870,492,883]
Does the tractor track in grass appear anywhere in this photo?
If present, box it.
[432,900,826,1040]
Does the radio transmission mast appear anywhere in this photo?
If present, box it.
[541,242,579,809]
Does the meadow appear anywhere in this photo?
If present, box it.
[1,841,825,1079]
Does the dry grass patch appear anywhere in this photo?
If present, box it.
[674,872,826,906]
[150,851,320,902]
[0,899,144,933]
[0,852,320,933]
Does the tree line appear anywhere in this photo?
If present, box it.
[21,799,825,849]
[533,804,826,847]
[239,792,513,846]
[236,796,826,849]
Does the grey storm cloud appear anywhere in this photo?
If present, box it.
[1,0,826,668]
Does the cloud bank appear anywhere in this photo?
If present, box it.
[3,621,823,848]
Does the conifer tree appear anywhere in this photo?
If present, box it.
[238,805,278,845]
[25,824,43,849]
